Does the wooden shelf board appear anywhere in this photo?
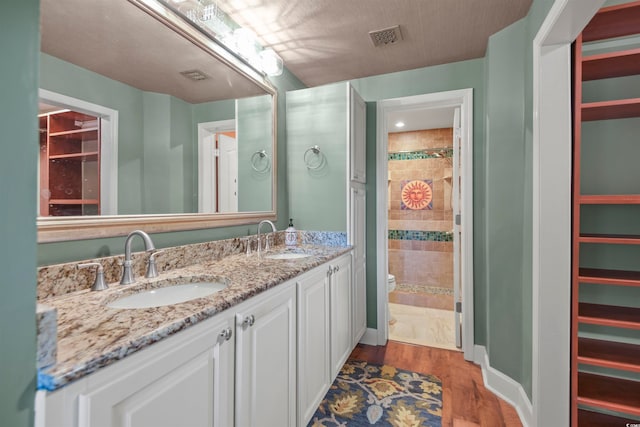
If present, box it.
[49,152,99,161]
[578,337,640,373]
[577,408,640,426]
[582,48,640,80]
[49,199,100,205]
[578,303,640,329]
[580,194,640,205]
[578,372,640,416]
[580,233,640,244]
[579,268,640,286]
[49,126,99,137]
[582,98,640,121]
[582,1,640,42]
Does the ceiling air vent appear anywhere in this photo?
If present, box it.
[369,25,403,47]
[180,69,210,81]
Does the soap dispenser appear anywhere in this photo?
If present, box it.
[285,218,297,247]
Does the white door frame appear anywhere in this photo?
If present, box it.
[376,88,474,361]
[197,119,235,213]
[38,89,118,215]
[532,1,603,425]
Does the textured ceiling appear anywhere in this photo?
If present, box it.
[222,0,533,87]
[41,0,533,103]
[40,0,267,103]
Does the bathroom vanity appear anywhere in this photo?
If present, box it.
[34,238,360,427]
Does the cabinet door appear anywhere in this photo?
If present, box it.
[350,85,367,183]
[330,254,353,379]
[235,283,297,427]
[297,266,332,426]
[353,257,367,346]
[77,316,234,427]
[350,185,367,345]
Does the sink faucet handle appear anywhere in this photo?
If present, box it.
[78,262,108,291]
[265,234,272,252]
[145,250,166,279]
[245,237,253,256]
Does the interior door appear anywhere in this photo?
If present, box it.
[218,134,238,213]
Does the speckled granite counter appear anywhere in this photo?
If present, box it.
[37,242,350,391]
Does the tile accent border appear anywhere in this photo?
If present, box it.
[388,148,453,161]
[388,229,453,242]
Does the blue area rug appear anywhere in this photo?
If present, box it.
[308,360,443,426]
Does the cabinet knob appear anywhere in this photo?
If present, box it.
[219,327,232,341]
[327,266,333,277]
[333,266,340,273]
[242,315,255,327]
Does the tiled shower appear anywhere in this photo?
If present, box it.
[387,128,457,350]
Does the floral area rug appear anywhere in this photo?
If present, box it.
[308,359,443,426]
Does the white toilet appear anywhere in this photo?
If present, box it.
[388,274,396,325]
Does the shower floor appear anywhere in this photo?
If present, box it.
[389,283,453,310]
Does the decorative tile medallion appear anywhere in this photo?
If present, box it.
[401,179,433,210]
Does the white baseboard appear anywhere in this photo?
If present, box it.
[359,328,379,346]
[474,345,533,427]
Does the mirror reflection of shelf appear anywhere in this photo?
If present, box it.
[39,110,101,217]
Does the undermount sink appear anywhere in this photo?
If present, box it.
[107,282,227,309]
[264,252,312,260]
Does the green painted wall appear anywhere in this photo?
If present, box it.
[286,83,349,231]
[484,18,528,391]
[237,94,274,212]
[0,1,39,425]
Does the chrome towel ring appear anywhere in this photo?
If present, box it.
[304,145,326,170]
[251,150,270,173]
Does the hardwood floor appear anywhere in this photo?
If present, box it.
[349,341,523,427]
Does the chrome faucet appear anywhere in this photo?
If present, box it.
[257,220,277,257]
[120,230,156,285]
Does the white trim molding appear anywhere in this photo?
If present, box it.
[531,1,604,426]
[474,345,533,427]
[375,89,474,361]
[359,328,379,346]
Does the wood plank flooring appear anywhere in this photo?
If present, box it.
[349,341,523,427]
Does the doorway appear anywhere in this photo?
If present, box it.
[197,119,238,213]
[376,89,474,361]
[386,112,459,351]
[38,89,118,216]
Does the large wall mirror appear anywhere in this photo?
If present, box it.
[37,0,277,242]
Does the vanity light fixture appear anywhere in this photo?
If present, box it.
[161,0,285,77]
[395,121,405,128]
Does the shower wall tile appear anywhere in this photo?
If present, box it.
[389,128,453,152]
[389,249,453,288]
[387,128,454,289]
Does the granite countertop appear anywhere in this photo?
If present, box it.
[38,244,350,391]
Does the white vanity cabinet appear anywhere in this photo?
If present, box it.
[36,255,360,427]
[234,281,297,427]
[297,252,354,426]
[36,313,235,427]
